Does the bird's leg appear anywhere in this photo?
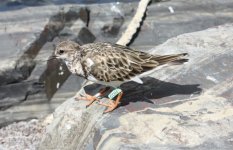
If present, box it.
[99,88,123,113]
[75,87,110,107]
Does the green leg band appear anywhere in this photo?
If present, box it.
[108,88,122,99]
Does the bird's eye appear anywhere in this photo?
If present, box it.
[59,50,64,54]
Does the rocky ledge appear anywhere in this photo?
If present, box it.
[39,23,233,149]
[1,0,233,149]
[2,0,233,127]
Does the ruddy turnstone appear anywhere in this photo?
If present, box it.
[54,41,188,113]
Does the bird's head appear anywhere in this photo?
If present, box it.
[54,40,81,62]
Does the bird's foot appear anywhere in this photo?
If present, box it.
[75,87,110,108]
[99,100,119,113]
[75,94,99,108]
[98,90,123,113]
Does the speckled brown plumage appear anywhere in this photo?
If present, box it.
[55,41,187,86]
[81,43,187,82]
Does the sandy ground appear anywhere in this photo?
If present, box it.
[0,119,45,150]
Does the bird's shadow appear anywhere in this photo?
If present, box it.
[84,77,202,109]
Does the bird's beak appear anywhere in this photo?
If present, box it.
[47,55,58,62]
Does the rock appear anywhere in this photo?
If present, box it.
[0,5,59,85]
[40,23,233,149]
[79,7,90,26]
[0,75,83,127]
[0,5,82,122]
[3,0,233,146]
[76,27,96,44]
[0,119,45,150]
[0,4,89,86]
[0,1,137,125]
[88,2,137,43]
[101,16,124,37]
[0,80,44,110]
[130,0,233,50]
[39,97,105,150]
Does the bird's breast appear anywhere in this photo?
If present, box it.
[66,61,85,78]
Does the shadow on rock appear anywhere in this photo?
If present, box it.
[120,77,202,107]
[84,77,202,109]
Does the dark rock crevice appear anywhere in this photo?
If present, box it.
[13,8,85,85]
[0,6,90,113]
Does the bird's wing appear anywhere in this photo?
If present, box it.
[81,43,187,83]
[81,43,160,83]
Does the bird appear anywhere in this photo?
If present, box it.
[54,40,188,113]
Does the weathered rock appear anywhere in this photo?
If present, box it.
[76,27,96,44]
[40,24,233,149]
[0,80,44,110]
[101,16,124,37]
[0,75,84,127]
[0,1,137,125]
[0,5,59,85]
[88,2,137,43]
[0,2,94,120]
[3,1,233,147]
[39,97,105,150]
[131,0,233,50]
[0,23,86,126]
[0,4,90,86]
[0,119,45,150]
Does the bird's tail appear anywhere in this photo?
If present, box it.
[153,53,188,65]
